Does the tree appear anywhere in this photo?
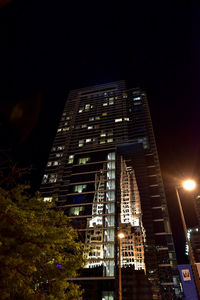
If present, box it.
[0,185,84,300]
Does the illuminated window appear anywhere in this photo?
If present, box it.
[103,102,108,106]
[107,171,115,179]
[86,138,91,143]
[123,94,127,98]
[109,98,114,105]
[52,147,56,151]
[85,104,90,111]
[74,184,87,193]
[66,116,70,120]
[43,174,48,183]
[95,116,100,120]
[57,146,64,150]
[138,137,149,149]
[56,153,63,157]
[106,191,115,202]
[107,180,115,189]
[115,118,122,122]
[81,124,87,128]
[79,107,84,113]
[49,178,56,183]
[107,152,115,161]
[64,122,68,125]
[105,215,115,227]
[104,244,114,258]
[102,112,107,116]
[100,131,106,137]
[107,161,115,169]
[88,126,93,130]
[100,139,105,144]
[124,117,129,121]
[133,96,141,101]
[69,206,84,216]
[78,157,90,164]
[63,112,66,116]
[68,155,74,164]
[53,161,59,166]
[57,128,62,132]
[107,138,113,143]
[63,127,69,131]
[49,174,57,183]
[43,197,53,202]
[79,140,84,147]
[104,229,115,242]
[89,117,94,121]
[47,162,52,167]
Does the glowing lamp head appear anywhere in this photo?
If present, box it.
[182,179,196,191]
[118,232,125,239]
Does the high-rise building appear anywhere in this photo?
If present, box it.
[184,195,200,264]
[186,227,200,263]
[40,81,181,299]
[194,195,200,227]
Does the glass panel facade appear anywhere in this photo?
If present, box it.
[120,156,146,271]
[83,152,116,277]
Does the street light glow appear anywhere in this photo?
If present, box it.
[182,179,196,191]
[118,232,125,239]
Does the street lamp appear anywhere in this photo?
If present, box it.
[175,179,200,297]
[118,232,125,300]
[182,179,196,191]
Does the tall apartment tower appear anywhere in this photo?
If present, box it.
[194,195,200,227]
[40,81,181,300]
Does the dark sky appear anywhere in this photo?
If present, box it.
[1,0,200,263]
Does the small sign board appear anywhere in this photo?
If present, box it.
[181,269,191,281]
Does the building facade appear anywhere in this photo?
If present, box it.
[40,81,181,299]
[194,195,200,227]
[187,227,200,263]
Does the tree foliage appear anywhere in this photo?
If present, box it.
[0,185,84,300]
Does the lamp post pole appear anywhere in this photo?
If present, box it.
[118,232,124,300]
[175,187,200,298]
[119,237,122,300]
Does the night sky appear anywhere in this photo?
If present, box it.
[1,0,200,264]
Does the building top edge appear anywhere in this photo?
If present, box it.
[67,80,127,95]
[67,81,144,99]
